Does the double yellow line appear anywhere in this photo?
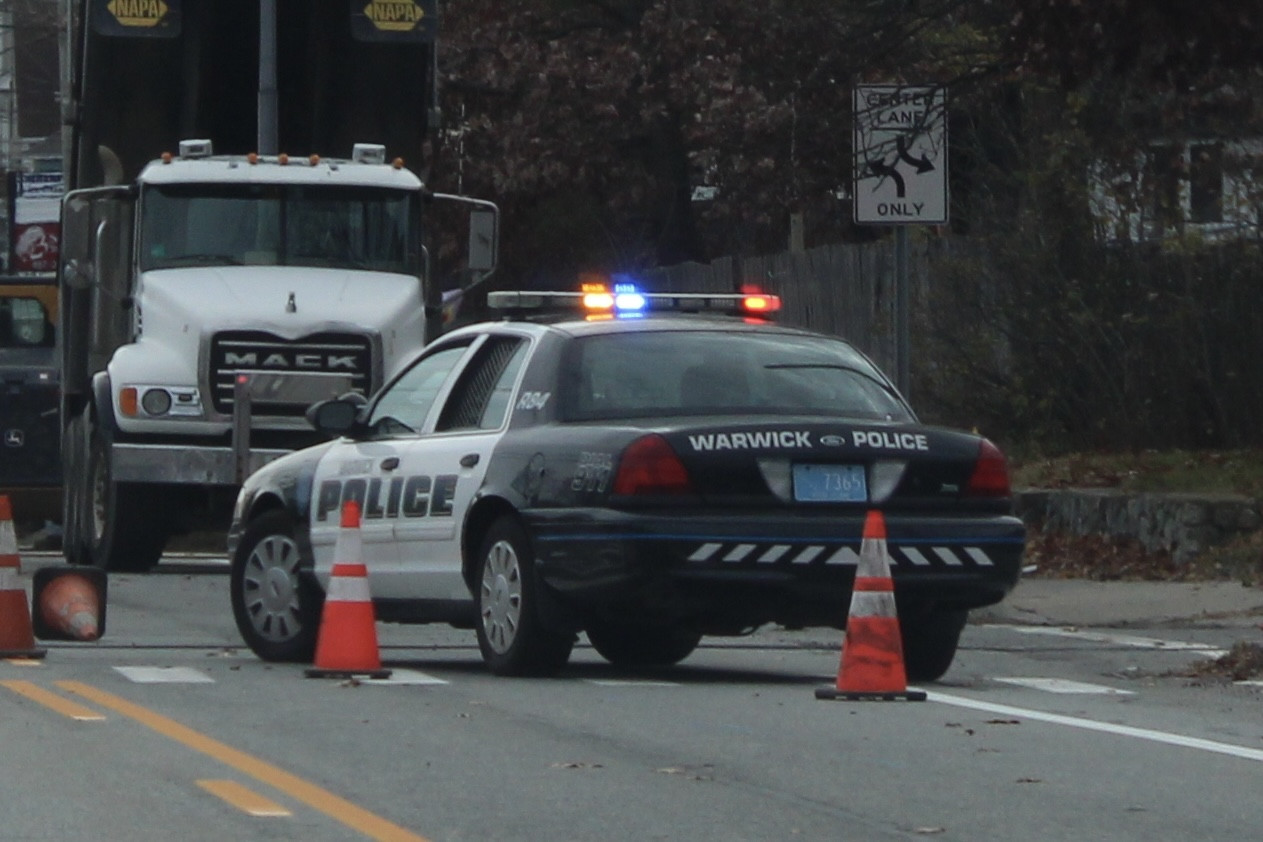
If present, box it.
[1,679,429,842]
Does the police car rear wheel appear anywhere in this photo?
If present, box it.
[585,622,702,667]
[474,516,573,676]
[231,510,323,663]
[899,605,968,683]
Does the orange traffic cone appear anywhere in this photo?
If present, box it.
[0,495,46,659]
[34,567,107,642]
[305,501,391,679]
[816,510,925,701]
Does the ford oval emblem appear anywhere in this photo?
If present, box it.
[819,434,846,447]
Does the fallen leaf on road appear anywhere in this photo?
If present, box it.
[552,761,604,770]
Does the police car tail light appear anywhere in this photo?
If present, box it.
[964,439,1011,497]
[613,435,694,496]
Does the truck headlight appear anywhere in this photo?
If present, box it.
[141,388,172,416]
[120,385,204,418]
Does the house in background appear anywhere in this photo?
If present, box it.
[1090,139,1263,244]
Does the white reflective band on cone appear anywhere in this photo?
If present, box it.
[334,530,363,565]
[848,590,898,618]
[0,568,16,589]
[326,570,372,603]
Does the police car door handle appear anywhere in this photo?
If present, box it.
[380,456,400,471]
[460,453,480,468]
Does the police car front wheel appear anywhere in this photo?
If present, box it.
[474,516,574,677]
[231,510,324,663]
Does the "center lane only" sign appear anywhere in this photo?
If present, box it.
[853,84,948,225]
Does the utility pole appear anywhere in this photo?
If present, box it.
[258,0,277,154]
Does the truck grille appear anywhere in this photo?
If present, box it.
[209,331,372,416]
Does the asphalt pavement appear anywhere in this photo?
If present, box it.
[13,522,1263,634]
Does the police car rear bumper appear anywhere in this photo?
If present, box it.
[527,508,1025,613]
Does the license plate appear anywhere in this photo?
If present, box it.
[792,464,867,502]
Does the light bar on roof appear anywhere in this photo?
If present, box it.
[488,282,780,318]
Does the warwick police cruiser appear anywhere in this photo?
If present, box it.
[227,282,1026,679]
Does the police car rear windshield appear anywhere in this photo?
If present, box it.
[560,330,913,422]
[139,184,418,273]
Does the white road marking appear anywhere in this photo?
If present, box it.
[981,624,1227,657]
[114,666,215,684]
[993,677,1134,695]
[929,691,1263,763]
[585,679,680,687]
[361,669,448,685]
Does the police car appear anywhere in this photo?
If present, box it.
[227,281,1026,679]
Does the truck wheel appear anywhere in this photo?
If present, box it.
[474,516,574,676]
[585,622,702,667]
[899,606,968,683]
[61,412,89,565]
[85,422,168,572]
[230,509,323,663]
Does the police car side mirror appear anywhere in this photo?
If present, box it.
[307,394,365,435]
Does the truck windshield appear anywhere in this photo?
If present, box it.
[138,183,418,273]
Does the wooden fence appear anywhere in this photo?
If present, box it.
[642,240,930,375]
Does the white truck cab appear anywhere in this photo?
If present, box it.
[58,140,495,571]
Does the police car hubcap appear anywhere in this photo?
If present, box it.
[243,535,302,642]
[480,540,522,654]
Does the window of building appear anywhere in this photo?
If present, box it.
[1189,143,1224,224]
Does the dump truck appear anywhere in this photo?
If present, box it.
[57,0,496,570]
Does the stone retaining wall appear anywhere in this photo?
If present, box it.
[1014,489,1262,565]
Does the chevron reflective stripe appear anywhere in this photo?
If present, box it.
[684,542,997,567]
[326,564,372,603]
[795,546,830,564]
[824,546,862,566]
[964,547,995,566]
[688,543,723,561]
[758,544,789,563]
[901,547,932,566]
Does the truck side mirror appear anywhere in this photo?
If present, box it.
[63,258,93,290]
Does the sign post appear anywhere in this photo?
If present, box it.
[853,84,948,396]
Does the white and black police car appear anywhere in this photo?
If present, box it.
[227,280,1026,679]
